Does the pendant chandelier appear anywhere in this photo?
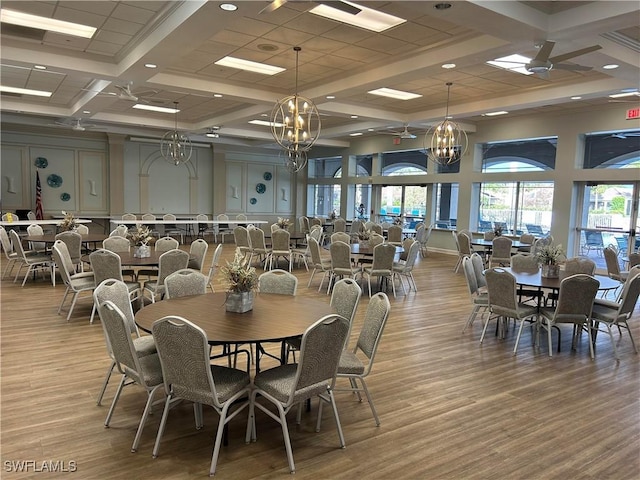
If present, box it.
[161,101,192,166]
[270,46,321,173]
[424,82,468,166]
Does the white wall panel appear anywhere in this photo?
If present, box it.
[1,145,27,211]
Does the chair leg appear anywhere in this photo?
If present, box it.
[105,374,127,427]
[131,384,163,453]
[96,360,116,406]
[357,377,380,426]
[152,393,174,458]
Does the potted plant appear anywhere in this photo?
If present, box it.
[536,243,564,278]
[221,250,259,313]
[393,216,404,226]
[128,224,153,258]
[493,225,503,237]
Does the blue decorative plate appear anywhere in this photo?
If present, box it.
[263,171,272,181]
[249,197,257,205]
[60,192,71,202]
[35,157,48,168]
[47,174,63,188]
[256,183,266,194]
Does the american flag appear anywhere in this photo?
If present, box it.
[35,170,44,220]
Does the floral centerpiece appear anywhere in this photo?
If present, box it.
[221,250,259,313]
[493,225,503,237]
[536,243,564,278]
[128,224,153,258]
[393,216,403,226]
[330,210,337,221]
[59,211,77,231]
[276,217,290,230]
[357,229,371,244]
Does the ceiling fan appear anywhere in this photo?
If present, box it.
[260,0,361,15]
[85,81,160,103]
[610,132,640,139]
[381,124,418,139]
[500,41,602,79]
[50,118,97,132]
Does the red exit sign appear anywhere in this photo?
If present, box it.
[627,107,640,120]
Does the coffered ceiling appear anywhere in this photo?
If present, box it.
[1,1,638,150]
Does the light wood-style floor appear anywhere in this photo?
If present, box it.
[1,243,639,479]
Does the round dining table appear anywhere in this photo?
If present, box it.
[135,292,332,371]
[501,267,620,292]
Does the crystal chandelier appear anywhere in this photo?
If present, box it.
[270,46,321,173]
[425,82,468,166]
[161,101,192,166]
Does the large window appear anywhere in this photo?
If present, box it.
[435,183,459,228]
[575,182,640,267]
[308,156,342,179]
[351,184,372,220]
[481,137,557,172]
[380,185,427,225]
[583,131,640,169]
[478,181,554,234]
[381,150,427,176]
[307,184,341,217]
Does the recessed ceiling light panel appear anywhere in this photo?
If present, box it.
[310,2,406,33]
[0,85,52,97]
[368,87,422,100]
[214,56,284,75]
[133,104,179,114]
[0,9,97,38]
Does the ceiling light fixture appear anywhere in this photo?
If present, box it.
[424,82,468,166]
[442,63,456,69]
[161,102,192,166]
[0,85,52,97]
[309,2,405,33]
[220,3,238,11]
[144,63,157,69]
[34,65,46,70]
[483,111,509,116]
[368,87,422,100]
[570,96,582,100]
[270,46,321,173]
[133,104,179,114]
[214,56,284,75]
[0,9,96,38]
[609,91,639,98]
[602,64,619,70]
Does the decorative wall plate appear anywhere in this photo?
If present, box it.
[60,192,71,202]
[47,174,63,188]
[35,157,48,169]
[263,171,272,181]
[249,197,257,205]
[256,183,266,194]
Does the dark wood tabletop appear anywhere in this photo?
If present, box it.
[501,267,620,291]
[135,292,331,344]
[324,243,403,256]
[81,250,165,267]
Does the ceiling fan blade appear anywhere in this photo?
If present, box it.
[552,63,592,71]
[533,40,555,62]
[319,1,361,15]
[259,0,287,14]
[549,45,601,64]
